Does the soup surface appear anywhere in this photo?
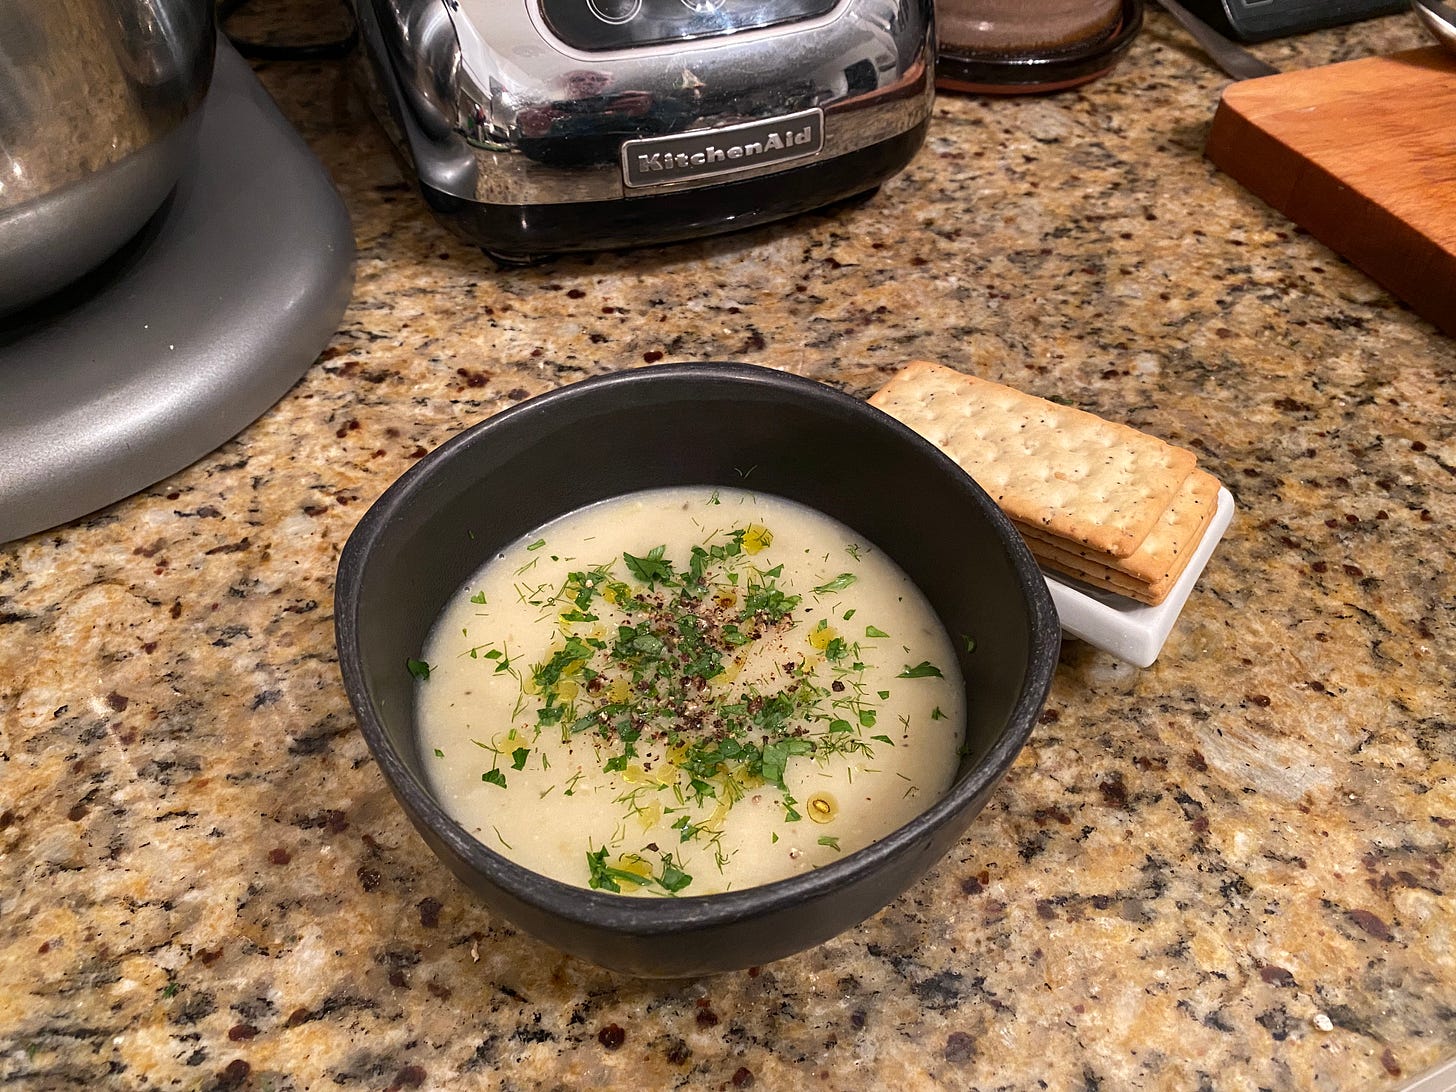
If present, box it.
[415,487,965,896]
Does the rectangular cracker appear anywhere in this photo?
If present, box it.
[1029,540,1181,605]
[1034,551,1173,606]
[1018,470,1222,605]
[870,361,1197,558]
[1014,469,1221,586]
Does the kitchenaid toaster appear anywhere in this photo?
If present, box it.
[355,0,935,261]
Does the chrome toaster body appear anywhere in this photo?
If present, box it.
[356,0,934,260]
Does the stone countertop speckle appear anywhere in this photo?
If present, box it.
[3,4,1454,1089]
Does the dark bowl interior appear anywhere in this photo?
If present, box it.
[335,362,1059,977]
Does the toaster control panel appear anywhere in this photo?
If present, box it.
[541,0,838,51]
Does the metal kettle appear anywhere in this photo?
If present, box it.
[0,0,215,317]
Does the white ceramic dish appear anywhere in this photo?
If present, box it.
[1042,487,1235,667]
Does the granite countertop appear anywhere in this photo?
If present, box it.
[4,3,1454,1089]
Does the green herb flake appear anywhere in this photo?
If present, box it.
[864,625,889,639]
[818,836,841,851]
[586,846,651,893]
[623,544,673,585]
[813,573,857,595]
[931,706,946,721]
[511,747,530,770]
[657,853,693,893]
[406,658,432,681]
[469,590,487,605]
[759,738,814,789]
[481,768,507,788]
[586,846,620,893]
[897,660,944,679]
[527,538,547,551]
[433,748,444,758]
[963,635,977,654]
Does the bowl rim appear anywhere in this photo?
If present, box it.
[335,361,1059,935]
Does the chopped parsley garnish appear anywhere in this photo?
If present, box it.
[585,847,692,895]
[406,658,432,681]
[897,660,944,679]
[656,853,693,893]
[585,846,648,893]
[446,517,957,896]
[623,544,674,586]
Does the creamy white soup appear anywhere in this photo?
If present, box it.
[414,486,964,897]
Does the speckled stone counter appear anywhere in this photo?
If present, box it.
[3,4,1454,1089]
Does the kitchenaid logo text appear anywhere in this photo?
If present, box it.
[622,109,824,189]
[635,128,813,172]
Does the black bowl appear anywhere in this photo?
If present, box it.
[334,362,1059,977]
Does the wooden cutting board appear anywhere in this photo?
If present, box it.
[1206,46,1456,337]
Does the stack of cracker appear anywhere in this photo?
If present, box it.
[869,360,1221,606]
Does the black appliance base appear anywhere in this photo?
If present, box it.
[421,123,928,264]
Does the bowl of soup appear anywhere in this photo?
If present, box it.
[334,362,1059,977]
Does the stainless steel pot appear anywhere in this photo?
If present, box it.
[0,0,215,316]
